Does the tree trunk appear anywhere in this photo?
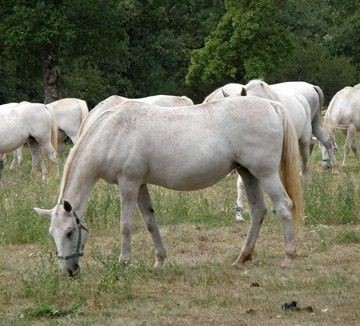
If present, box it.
[42,43,61,104]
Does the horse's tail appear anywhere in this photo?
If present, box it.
[313,85,324,109]
[78,99,89,123]
[273,102,303,226]
[46,106,58,153]
[311,86,334,154]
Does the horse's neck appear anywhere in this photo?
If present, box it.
[59,156,97,217]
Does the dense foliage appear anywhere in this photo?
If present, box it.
[0,0,359,105]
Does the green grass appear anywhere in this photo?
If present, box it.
[336,230,360,244]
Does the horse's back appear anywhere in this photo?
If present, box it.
[0,102,18,110]
[138,95,194,107]
[81,97,284,189]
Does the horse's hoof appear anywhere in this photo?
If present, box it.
[154,261,164,268]
[119,258,130,267]
[235,216,245,223]
[232,261,244,269]
[232,256,251,269]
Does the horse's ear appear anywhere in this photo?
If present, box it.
[240,87,247,96]
[222,89,230,98]
[33,207,52,218]
[63,200,72,213]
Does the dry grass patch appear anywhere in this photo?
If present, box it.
[1,222,359,324]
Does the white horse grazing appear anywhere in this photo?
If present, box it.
[203,83,245,103]
[0,102,58,179]
[321,85,360,166]
[79,94,194,135]
[34,97,302,276]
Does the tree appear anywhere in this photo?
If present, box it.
[0,0,129,104]
[186,0,294,94]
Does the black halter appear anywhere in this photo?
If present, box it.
[56,210,88,260]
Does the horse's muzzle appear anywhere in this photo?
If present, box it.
[67,263,80,277]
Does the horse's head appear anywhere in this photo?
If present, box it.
[245,80,281,102]
[34,201,88,277]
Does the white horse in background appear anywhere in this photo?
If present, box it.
[270,81,335,168]
[221,80,333,221]
[0,102,58,180]
[245,80,315,180]
[9,98,88,172]
[321,85,360,166]
[34,97,302,277]
[202,83,245,103]
[0,103,23,169]
[232,80,311,221]
[47,98,88,144]
[78,94,194,135]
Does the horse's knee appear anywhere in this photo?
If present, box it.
[250,205,267,223]
[275,198,293,220]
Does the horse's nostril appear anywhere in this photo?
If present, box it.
[73,263,79,271]
[68,269,74,277]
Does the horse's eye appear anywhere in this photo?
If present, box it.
[66,230,73,239]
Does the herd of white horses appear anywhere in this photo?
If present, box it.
[1,80,359,276]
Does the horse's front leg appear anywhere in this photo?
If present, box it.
[118,176,140,265]
[137,184,166,267]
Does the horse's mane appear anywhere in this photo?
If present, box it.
[57,108,116,202]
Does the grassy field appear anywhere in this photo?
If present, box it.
[0,133,359,325]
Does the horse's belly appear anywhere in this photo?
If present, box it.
[146,160,233,191]
[0,124,27,153]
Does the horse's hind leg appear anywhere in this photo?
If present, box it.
[41,141,59,177]
[10,146,24,170]
[260,173,296,267]
[0,154,4,180]
[9,151,17,170]
[118,176,141,265]
[28,138,47,178]
[351,141,360,164]
[342,125,357,166]
[235,174,247,222]
[298,139,311,183]
[233,167,267,267]
[137,184,166,267]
